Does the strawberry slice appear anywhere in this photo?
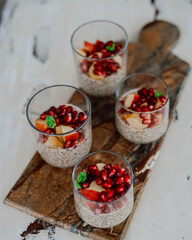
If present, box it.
[79,189,100,201]
[84,41,96,53]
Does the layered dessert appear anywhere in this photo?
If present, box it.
[76,40,126,96]
[116,87,169,144]
[35,104,92,167]
[74,163,133,228]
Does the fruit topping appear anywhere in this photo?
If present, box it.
[44,136,63,148]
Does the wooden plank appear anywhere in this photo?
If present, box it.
[4,20,190,240]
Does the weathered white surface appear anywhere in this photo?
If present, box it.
[0,0,192,239]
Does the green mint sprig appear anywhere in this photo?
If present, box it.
[155,91,163,98]
[106,43,115,52]
[75,171,87,189]
[46,115,56,128]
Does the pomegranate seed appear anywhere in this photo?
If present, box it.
[93,169,100,177]
[44,128,52,134]
[100,170,107,181]
[88,165,98,172]
[56,108,62,115]
[150,97,157,105]
[71,139,79,147]
[55,118,60,126]
[116,184,125,193]
[50,106,56,112]
[103,181,112,188]
[64,140,71,149]
[78,112,87,122]
[141,106,149,112]
[108,169,116,177]
[119,107,126,114]
[72,115,79,124]
[81,59,90,73]
[142,119,151,124]
[59,108,66,116]
[40,113,46,120]
[106,188,115,198]
[114,194,121,200]
[78,134,84,142]
[148,88,155,96]
[59,105,66,110]
[82,181,89,189]
[116,168,126,176]
[138,88,147,96]
[72,111,78,117]
[113,164,119,170]
[100,191,108,202]
[115,176,125,185]
[48,111,54,117]
[149,123,155,128]
[64,113,72,124]
[104,205,110,213]
[41,135,47,143]
[124,174,131,185]
[140,113,148,118]
[107,63,117,73]
[95,64,102,71]
[151,116,158,124]
[148,105,154,111]
[104,164,112,171]
[66,106,73,113]
[159,95,167,104]
[95,177,102,185]
[94,69,103,76]
[106,40,113,47]
[106,178,114,185]
[113,201,122,209]
[140,96,146,103]
[135,106,141,112]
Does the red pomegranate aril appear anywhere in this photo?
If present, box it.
[81,59,89,73]
[114,194,121,200]
[108,169,116,177]
[140,113,148,118]
[71,139,79,147]
[72,115,79,124]
[93,169,100,177]
[82,181,89,189]
[107,63,117,73]
[113,164,119,170]
[55,109,61,115]
[135,106,141,112]
[116,168,126,176]
[64,113,72,124]
[140,96,146,103]
[107,178,114,185]
[55,118,60,126]
[148,88,155,96]
[94,69,103,76]
[104,164,112,171]
[100,170,107,181]
[41,135,47,143]
[50,106,56,112]
[149,123,155,128]
[44,128,52,134]
[148,105,154,111]
[72,110,78,117]
[40,113,47,120]
[95,177,102,185]
[138,88,147,96]
[48,111,54,117]
[94,64,102,71]
[142,118,151,124]
[66,106,73,113]
[124,174,130,185]
[141,106,149,112]
[88,165,98,172]
[106,188,115,198]
[59,108,66,116]
[78,112,87,122]
[64,140,71,149]
[103,181,112,189]
[115,176,124,185]
[104,205,110,213]
[151,116,158,124]
[100,191,108,202]
[116,184,125,193]
[150,97,157,105]
[59,105,66,110]
[159,95,166,104]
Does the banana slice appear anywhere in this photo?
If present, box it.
[113,55,122,67]
[88,180,105,192]
[96,163,105,171]
[76,48,87,57]
[123,113,147,130]
[88,63,104,80]
[44,136,63,148]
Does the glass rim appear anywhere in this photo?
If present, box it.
[116,72,170,114]
[26,84,92,136]
[72,150,133,204]
[70,19,128,61]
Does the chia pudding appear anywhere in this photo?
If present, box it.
[115,88,169,144]
[75,40,127,97]
[73,159,134,228]
[35,104,92,168]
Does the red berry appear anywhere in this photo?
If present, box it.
[115,176,124,185]
[113,164,119,170]
[148,105,154,111]
[59,105,66,110]
[72,111,78,117]
[100,191,108,202]
[82,168,89,175]
[78,112,87,122]
[135,106,141,112]
[103,181,112,188]
[88,165,98,172]
[44,128,52,134]
[106,178,114,185]
[55,117,60,126]
[116,168,126,176]
[95,177,102,185]
[141,106,149,112]
[150,97,157,105]
[116,183,125,193]
[93,169,100,177]
[71,139,79,147]
[82,181,89,189]
[55,108,61,115]
[40,113,47,120]
[48,111,54,117]
[72,115,79,124]
[108,169,116,177]
[64,113,72,124]
[140,96,146,103]
[148,88,155,96]
[64,140,71,149]
[59,108,66,116]
[100,170,107,181]
[124,174,130,185]
[159,95,167,104]
[138,88,147,96]
[66,106,73,113]
[106,188,115,198]
[49,106,56,112]
[78,133,84,142]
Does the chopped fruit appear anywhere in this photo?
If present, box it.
[35,119,48,132]
[79,189,100,201]
[55,125,79,143]
[123,113,147,130]
[155,98,162,109]
[44,136,63,148]
[88,180,106,192]
[76,48,87,57]
[84,41,96,53]
[88,64,105,80]
[124,94,139,108]
[96,163,106,171]
[89,52,102,59]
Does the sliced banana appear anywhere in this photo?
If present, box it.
[88,63,104,80]
[123,113,147,130]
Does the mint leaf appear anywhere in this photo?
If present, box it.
[75,180,81,189]
[77,171,87,183]
[46,115,56,128]
[155,91,163,98]
[106,43,115,52]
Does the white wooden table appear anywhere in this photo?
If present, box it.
[0,0,192,239]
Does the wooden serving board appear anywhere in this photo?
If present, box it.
[4,21,190,240]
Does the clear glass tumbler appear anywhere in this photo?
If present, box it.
[26,85,92,168]
[115,73,170,144]
[71,20,128,97]
[72,151,134,228]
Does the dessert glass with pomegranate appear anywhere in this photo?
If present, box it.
[115,73,170,144]
[26,85,92,168]
[72,151,133,228]
[71,20,128,97]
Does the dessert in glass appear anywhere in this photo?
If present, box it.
[72,151,133,228]
[115,73,170,144]
[26,85,92,168]
[71,20,128,97]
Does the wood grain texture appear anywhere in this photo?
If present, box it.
[4,20,190,240]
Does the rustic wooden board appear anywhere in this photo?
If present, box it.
[4,20,190,240]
